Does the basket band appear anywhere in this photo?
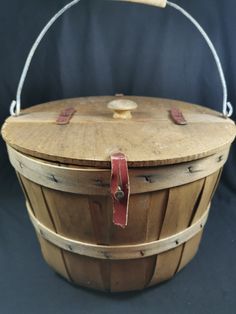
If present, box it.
[8,145,228,195]
[26,201,210,260]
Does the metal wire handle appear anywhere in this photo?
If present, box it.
[10,0,233,118]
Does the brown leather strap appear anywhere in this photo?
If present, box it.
[56,107,76,125]
[170,107,187,125]
[111,153,130,228]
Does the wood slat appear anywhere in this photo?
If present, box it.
[41,188,95,243]
[41,188,109,290]
[89,196,112,291]
[150,179,205,285]
[62,253,106,291]
[15,166,226,292]
[19,175,70,280]
[177,170,222,271]
[109,190,168,292]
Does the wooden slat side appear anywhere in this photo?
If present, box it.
[40,188,94,243]
[109,193,151,292]
[146,190,170,242]
[19,176,70,280]
[16,172,33,209]
[144,190,169,287]
[62,252,107,291]
[18,173,70,277]
[89,196,113,291]
[89,196,113,245]
[109,259,148,292]
[150,179,205,285]
[88,193,167,291]
[41,187,107,290]
[110,190,168,292]
[88,192,167,291]
[109,193,151,245]
[177,170,222,271]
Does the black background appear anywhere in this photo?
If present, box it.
[0,0,235,313]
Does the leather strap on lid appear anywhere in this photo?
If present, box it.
[111,153,130,228]
[56,107,76,125]
[170,107,187,125]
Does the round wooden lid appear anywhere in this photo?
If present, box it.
[2,96,236,168]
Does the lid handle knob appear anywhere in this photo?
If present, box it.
[108,99,138,120]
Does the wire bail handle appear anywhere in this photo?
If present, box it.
[10,0,233,118]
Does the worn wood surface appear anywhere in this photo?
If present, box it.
[3,95,234,292]
[15,168,221,292]
[177,169,222,272]
[2,97,235,168]
[18,175,71,281]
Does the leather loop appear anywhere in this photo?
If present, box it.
[56,107,76,125]
[170,107,187,125]
[111,153,130,228]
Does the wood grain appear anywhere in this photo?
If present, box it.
[17,168,218,292]
[18,175,70,281]
[26,200,209,260]
[177,170,222,271]
[2,97,235,168]
[8,145,229,195]
[150,179,205,285]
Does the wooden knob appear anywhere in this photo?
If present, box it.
[108,99,138,120]
[119,0,167,8]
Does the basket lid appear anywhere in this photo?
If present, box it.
[2,96,236,168]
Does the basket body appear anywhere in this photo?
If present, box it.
[2,96,235,292]
[10,146,225,292]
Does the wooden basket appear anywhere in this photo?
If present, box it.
[2,0,236,292]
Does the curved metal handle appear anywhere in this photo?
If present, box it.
[10,0,233,118]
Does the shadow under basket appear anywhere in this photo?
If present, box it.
[2,96,235,292]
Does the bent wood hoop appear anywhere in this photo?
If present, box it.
[27,201,210,260]
[8,145,229,195]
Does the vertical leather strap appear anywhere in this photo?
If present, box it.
[111,153,130,228]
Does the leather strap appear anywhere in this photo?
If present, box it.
[56,107,76,125]
[111,153,130,228]
[170,107,187,125]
